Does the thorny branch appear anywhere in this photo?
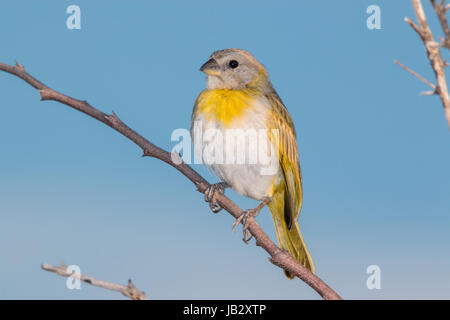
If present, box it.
[0,62,342,300]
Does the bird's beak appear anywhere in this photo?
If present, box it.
[200,58,220,76]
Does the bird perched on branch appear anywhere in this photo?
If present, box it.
[191,48,314,277]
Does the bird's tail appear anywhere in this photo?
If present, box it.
[268,197,315,278]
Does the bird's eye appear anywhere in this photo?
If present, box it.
[229,60,239,69]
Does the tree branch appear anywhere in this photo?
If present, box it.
[0,61,342,300]
[430,0,450,49]
[41,262,147,300]
[401,0,450,127]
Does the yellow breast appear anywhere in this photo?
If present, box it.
[195,89,260,126]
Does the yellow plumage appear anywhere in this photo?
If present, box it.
[267,93,315,276]
[195,88,259,126]
[192,48,314,277]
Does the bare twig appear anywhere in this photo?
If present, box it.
[41,262,147,300]
[430,0,450,48]
[0,62,342,300]
[394,59,437,90]
[405,17,424,38]
[401,0,450,127]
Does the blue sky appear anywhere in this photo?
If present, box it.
[0,0,449,299]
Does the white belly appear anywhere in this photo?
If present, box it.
[192,99,281,200]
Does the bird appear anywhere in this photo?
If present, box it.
[190,48,314,277]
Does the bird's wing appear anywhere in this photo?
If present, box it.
[266,92,302,224]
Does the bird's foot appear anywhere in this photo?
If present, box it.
[232,197,271,243]
[204,182,229,213]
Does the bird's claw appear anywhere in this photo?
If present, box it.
[232,209,258,243]
[232,197,271,243]
[204,182,228,213]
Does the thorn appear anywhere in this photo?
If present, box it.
[39,89,50,101]
[14,61,25,71]
[104,111,120,125]
[420,90,437,96]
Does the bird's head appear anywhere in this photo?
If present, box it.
[200,48,270,91]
